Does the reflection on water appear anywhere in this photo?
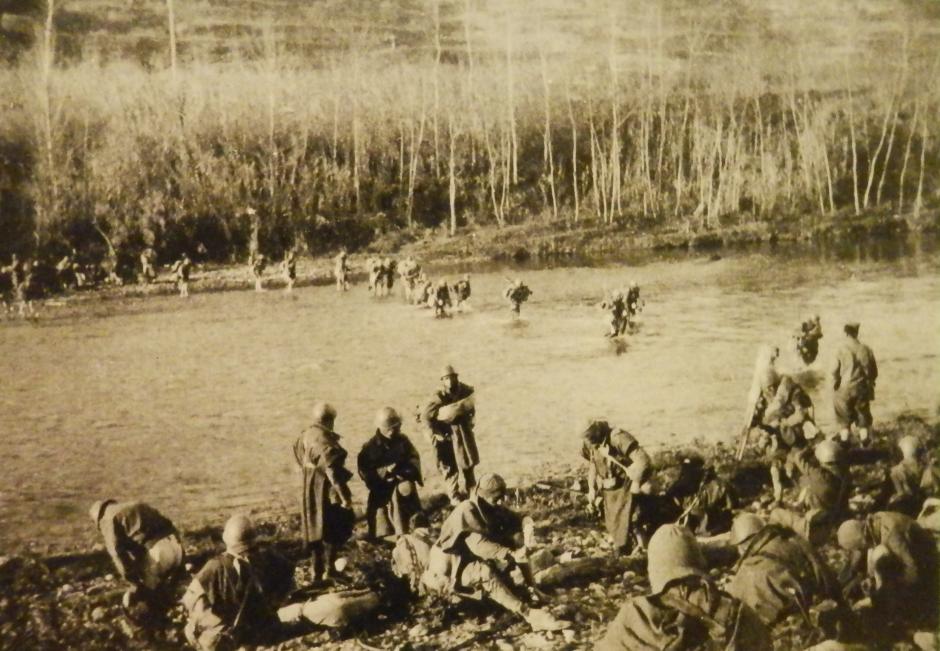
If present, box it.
[1,231,938,552]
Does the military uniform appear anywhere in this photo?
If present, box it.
[293,420,354,578]
[597,524,771,651]
[582,422,651,552]
[600,291,628,336]
[334,252,348,291]
[796,316,823,365]
[838,512,938,628]
[832,332,878,433]
[423,377,478,500]
[727,523,841,625]
[92,500,183,614]
[357,428,423,538]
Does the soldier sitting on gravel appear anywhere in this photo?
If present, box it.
[597,523,771,650]
[89,499,184,627]
[421,473,570,632]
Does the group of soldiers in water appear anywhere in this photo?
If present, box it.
[85,306,940,649]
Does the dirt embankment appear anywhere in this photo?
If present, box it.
[2,415,937,650]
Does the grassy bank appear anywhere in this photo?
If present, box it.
[1,0,939,274]
[1,414,936,650]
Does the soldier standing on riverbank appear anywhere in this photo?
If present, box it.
[581,419,651,554]
[832,321,878,446]
[293,402,355,583]
[334,249,349,291]
[171,254,191,297]
[89,499,184,626]
[357,407,423,540]
[1,254,36,318]
[139,248,156,284]
[423,365,478,504]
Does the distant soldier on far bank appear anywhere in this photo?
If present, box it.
[832,321,878,445]
[282,250,297,293]
[422,365,479,504]
[504,278,531,316]
[139,247,157,284]
[171,253,192,298]
[250,251,267,292]
[334,249,349,292]
[89,499,184,626]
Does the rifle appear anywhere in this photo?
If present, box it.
[736,385,763,461]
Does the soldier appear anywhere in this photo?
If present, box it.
[663,454,736,537]
[281,250,296,293]
[382,257,397,296]
[398,256,421,302]
[432,279,451,318]
[413,272,432,307]
[625,281,642,320]
[600,289,628,337]
[181,515,296,650]
[171,253,192,297]
[884,435,929,516]
[89,499,184,625]
[333,249,349,292]
[726,513,844,626]
[761,374,818,503]
[503,279,532,316]
[581,419,651,554]
[452,274,472,308]
[770,440,851,546]
[367,257,382,296]
[597,524,771,651]
[1,254,36,318]
[392,513,434,594]
[831,321,878,445]
[293,402,355,582]
[249,252,267,292]
[357,407,423,540]
[139,247,157,284]
[837,512,938,629]
[422,365,478,504]
[420,473,569,632]
[796,314,824,365]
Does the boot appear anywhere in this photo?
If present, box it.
[525,607,570,632]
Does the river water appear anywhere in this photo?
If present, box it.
[1,234,938,553]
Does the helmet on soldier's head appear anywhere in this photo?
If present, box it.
[581,418,611,445]
[223,514,255,555]
[647,524,705,594]
[476,473,507,503]
[311,401,337,428]
[814,440,843,465]
[375,407,402,435]
[898,435,923,461]
[837,519,868,552]
[441,365,458,379]
[629,280,638,289]
[730,513,766,546]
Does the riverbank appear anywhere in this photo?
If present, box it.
[2,415,936,650]
[7,208,938,314]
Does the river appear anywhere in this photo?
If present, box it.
[1,233,938,553]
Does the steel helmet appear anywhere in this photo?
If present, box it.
[311,401,337,428]
[581,418,611,445]
[476,473,507,503]
[647,524,706,594]
[441,365,458,379]
[375,407,402,435]
[88,499,116,525]
[898,435,923,461]
[730,513,766,546]
[836,519,868,552]
[814,440,844,465]
[223,514,255,555]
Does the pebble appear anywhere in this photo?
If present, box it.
[90,606,107,622]
[495,640,515,651]
[562,628,576,643]
[558,551,574,563]
[408,623,428,638]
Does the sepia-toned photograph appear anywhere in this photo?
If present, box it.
[1,0,939,648]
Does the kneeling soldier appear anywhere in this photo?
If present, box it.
[421,474,569,632]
